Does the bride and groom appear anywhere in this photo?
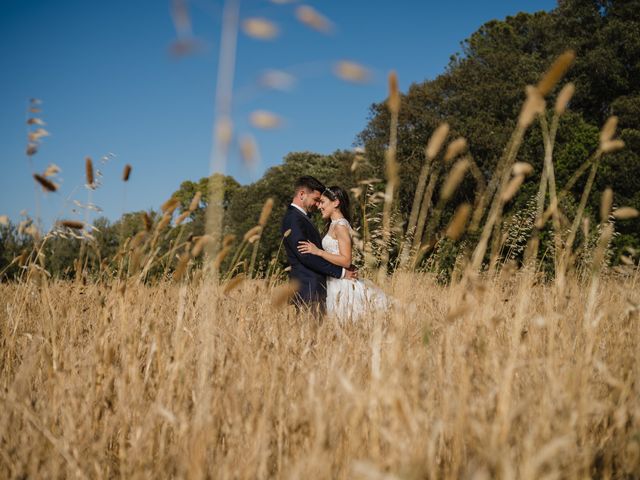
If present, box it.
[281,176,388,322]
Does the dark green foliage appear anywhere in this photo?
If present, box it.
[357,0,640,267]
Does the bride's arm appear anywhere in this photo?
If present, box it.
[297,225,352,268]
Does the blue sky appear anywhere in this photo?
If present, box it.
[0,0,556,226]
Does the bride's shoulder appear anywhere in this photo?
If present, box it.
[332,218,351,228]
[331,218,353,238]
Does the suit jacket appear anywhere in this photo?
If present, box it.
[281,205,343,305]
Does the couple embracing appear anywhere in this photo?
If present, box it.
[281,176,388,322]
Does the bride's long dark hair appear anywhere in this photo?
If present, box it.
[322,186,352,232]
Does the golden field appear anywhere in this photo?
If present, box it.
[1,268,639,479]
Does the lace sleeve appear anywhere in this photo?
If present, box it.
[332,218,352,232]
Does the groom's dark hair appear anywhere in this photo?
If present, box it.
[294,176,325,193]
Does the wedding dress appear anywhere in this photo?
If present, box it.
[322,218,389,322]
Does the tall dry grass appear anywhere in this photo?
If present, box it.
[1,268,639,478]
[3,4,640,477]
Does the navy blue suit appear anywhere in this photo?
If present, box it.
[281,205,343,309]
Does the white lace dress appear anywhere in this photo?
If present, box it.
[323,218,389,323]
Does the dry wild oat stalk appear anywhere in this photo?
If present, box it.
[295,5,332,33]
[443,138,468,163]
[188,192,202,212]
[85,157,95,188]
[242,18,279,40]
[612,207,639,220]
[600,188,613,223]
[44,163,61,177]
[223,234,237,248]
[599,116,618,145]
[60,220,84,230]
[239,134,259,168]
[223,274,245,295]
[334,61,371,83]
[250,110,282,129]
[501,174,525,202]
[258,198,274,226]
[244,225,262,242]
[192,235,213,257]
[141,212,152,231]
[122,164,132,182]
[600,139,625,153]
[161,198,180,215]
[33,174,57,192]
[554,82,575,115]
[536,49,575,96]
[213,246,232,271]
[446,203,472,241]
[441,157,471,201]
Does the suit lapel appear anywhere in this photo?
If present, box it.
[288,206,321,243]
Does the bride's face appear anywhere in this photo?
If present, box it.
[319,195,339,219]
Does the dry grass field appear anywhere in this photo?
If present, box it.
[2,19,640,477]
[1,267,639,479]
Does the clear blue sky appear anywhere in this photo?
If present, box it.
[0,0,556,226]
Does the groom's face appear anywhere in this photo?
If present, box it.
[301,188,322,213]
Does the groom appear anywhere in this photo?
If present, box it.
[281,176,357,316]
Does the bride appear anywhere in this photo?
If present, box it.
[297,186,389,322]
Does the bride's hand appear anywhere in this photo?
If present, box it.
[297,240,320,256]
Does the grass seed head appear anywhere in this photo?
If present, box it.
[223,234,237,248]
[33,173,57,192]
[188,191,202,212]
[161,197,180,215]
[512,162,534,176]
[191,235,212,257]
[175,211,190,225]
[223,274,245,295]
[60,220,84,230]
[441,158,471,201]
[501,174,525,202]
[141,212,152,231]
[26,143,38,156]
[173,251,190,282]
[296,6,332,33]
[600,139,625,153]
[554,82,575,115]
[446,203,472,240]
[250,110,282,130]
[44,163,61,177]
[240,135,260,168]
[444,137,467,162]
[334,61,371,83]
[426,123,450,160]
[213,246,231,271]
[85,157,94,187]
[387,71,400,115]
[157,213,172,231]
[612,207,639,220]
[259,198,275,226]
[599,116,618,144]
[244,225,263,242]
[216,117,233,147]
[122,164,132,182]
[600,187,613,223]
[242,18,279,40]
[537,50,575,96]
[518,86,546,128]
